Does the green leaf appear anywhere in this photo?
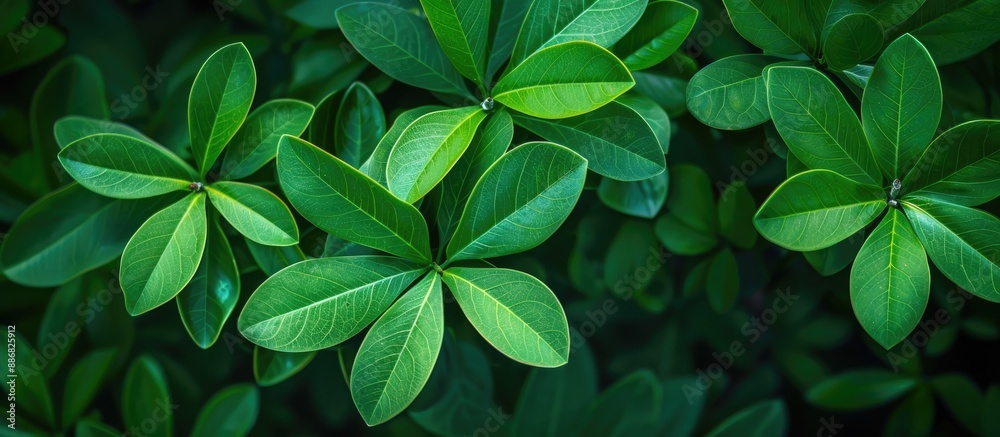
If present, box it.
[361,105,447,186]
[62,349,117,426]
[615,93,671,154]
[655,214,717,255]
[37,278,85,377]
[930,374,984,434]
[754,169,886,251]
[335,82,385,168]
[121,192,208,315]
[336,2,469,96]
[54,116,155,149]
[435,110,513,243]
[804,230,865,276]
[706,399,788,437]
[494,41,634,119]
[0,25,64,76]
[409,338,493,435]
[206,181,299,246]
[509,0,644,66]
[220,99,315,180]
[254,347,317,387]
[666,163,717,234]
[239,256,426,351]
[421,0,489,87]
[612,0,698,71]
[581,370,661,436]
[277,135,432,262]
[191,384,259,437]
[687,55,778,130]
[902,197,1000,302]
[177,217,240,349]
[244,238,306,276]
[822,13,883,71]
[123,355,172,437]
[850,208,930,349]
[512,101,664,181]
[447,142,586,262]
[11,332,55,428]
[486,0,532,81]
[862,34,941,179]
[59,134,196,199]
[75,420,122,437]
[188,42,256,177]
[884,386,934,437]
[908,0,1000,66]
[284,0,354,29]
[722,0,817,55]
[443,267,569,367]
[351,272,444,426]
[387,106,488,203]
[718,183,757,249]
[598,171,669,219]
[807,369,916,410]
[903,120,1000,207]
[767,66,881,185]
[707,248,739,313]
[509,345,598,436]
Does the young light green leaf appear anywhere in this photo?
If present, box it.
[191,384,259,437]
[486,0,532,81]
[386,106,488,203]
[253,346,317,387]
[188,42,256,177]
[123,355,172,437]
[435,110,513,243]
[361,105,447,186]
[722,0,817,55]
[447,142,586,262]
[807,369,916,410]
[822,13,883,71]
[767,66,881,185]
[494,41,634,119]
[239,256,427,352]
[277,135,432,262]
[512,101,664,181]
[336,2,470,96]
[902,197,1000,302]
[850,208,930,349]
[687,55,778,130]
[351,272,444,426]
[612,0,698,71]
[862,34,941,179]
[421,0,489,87]
[207,181,298,246]
[177,217,240,349]
[54,116,154,149]
[707,248,739,313]
[62,348,117,426]
[509,0,644,66]
[121,192,208,315]
[598,171,669,219]
[903,120,1000,207]
[706,399,788,437]
[754,169,886,251]
[220,99,315,180]
[59,134,196,199]
[443,267,569,367]
[335,82,385,168]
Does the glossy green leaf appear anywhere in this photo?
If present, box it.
[598,171,669,219]
[254,347,317,387]
[207,181,298,246]
[908,0,1000,65]
[121,192,208,315]
[421,0,489,87]
[822,13,883,71]
[717,183,757,249]
[823,0,925,34]
[903,120,1000,207]
[277,135,432,262]
[177,217,240,349]
[435,110,513,243]
[54,116,155,149]
[687,55,778,130]
[494,41,634,119]
[930,373,984,434]
[706,399,788,437]
[62,348,117,426]
[239,256,426,351]
[486,0,532,81]
[443,267,569,367]
[351,272,444,426]
[336,2,469,96]
[361,105,447,186]
[755,169,886,251]
[510,0,643,66]
[447,142,586,262]
[59,134,196,199]
[902,197,1000,302]
[512,101,664,181]
[707,248,739,313]
[509,345,598,436]
[191,384,259,437]
[335,83,385,168]
[612,1,698,71]
[220,99,315,180]
[722,0,817,55]
[615,93,671,153]
[188,42,256,176]
[123,355,172,437]
[862,34,941,179]
[581,370,661,436]
[767,66,881,185]
[633,69,688,117]
[807,369,916,410]
[850,208,930,349]
[387,106,488,203]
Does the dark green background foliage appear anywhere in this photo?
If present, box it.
[2,0,1000,436]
